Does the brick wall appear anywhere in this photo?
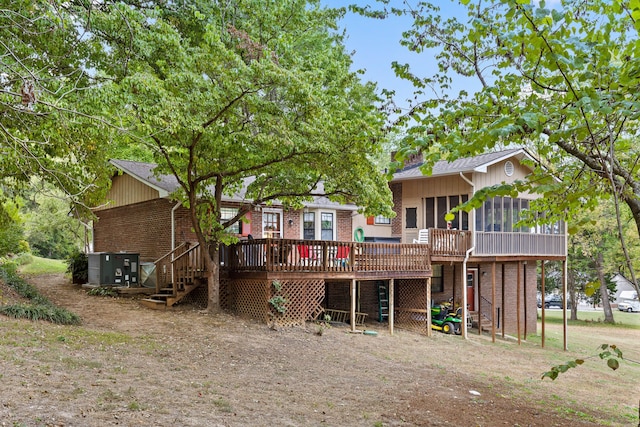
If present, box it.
[94,199,189,262]
[477,262,537,336]
[390,183,402,237]
[336,210,352,241]
[437,262,538,335]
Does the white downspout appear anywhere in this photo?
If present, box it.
[462,247,474,339]
[459,172,475,339]
[171,202,181,285]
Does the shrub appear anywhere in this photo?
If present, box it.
[66,250,88,284]
[0,263,81,325]
[0,304,81,325]
[87,287,118,298]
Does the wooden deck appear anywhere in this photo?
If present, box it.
[221,238,435,280]
[146,231,470,308]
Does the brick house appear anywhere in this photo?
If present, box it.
[93,151,566,342]
[93,159,358,263]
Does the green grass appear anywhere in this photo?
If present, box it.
[538,308,640,328]
[18,256,67,275]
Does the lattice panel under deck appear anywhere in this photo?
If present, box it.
[395,279,429,335]
[176,284,208,309]
[270,279,325,327]
[232,279,271,322]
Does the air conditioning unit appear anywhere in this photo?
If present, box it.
[88,252,139,287]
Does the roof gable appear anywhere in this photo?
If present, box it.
[392,148,534,181]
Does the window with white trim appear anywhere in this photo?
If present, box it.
[220,207,241,234]
[303,212,315,240]
[301,209,336,240]
[262,209,282,238]
[321,212,334,240]
[374,215,391,225]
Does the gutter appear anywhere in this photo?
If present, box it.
[462,246,474,339]
[171,201,181,285]
[459,172,476,339]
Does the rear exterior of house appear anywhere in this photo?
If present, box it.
[92,151,567,340]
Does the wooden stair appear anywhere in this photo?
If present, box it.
[141,281,202,310]
[469,311,496,332]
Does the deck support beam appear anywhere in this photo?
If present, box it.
[491,262,496,342]
[350,279,356,333]
[389,278,395,336]
[426,277,432,337]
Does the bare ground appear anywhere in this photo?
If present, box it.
[0,273,638,427]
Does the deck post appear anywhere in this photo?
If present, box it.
[426,277,432,337]
[517,261,522,345]
[350,279,356,333]
[389,278,394,336]
[501,263,506,339]
[491,262,496,343]
[477,266,482,336]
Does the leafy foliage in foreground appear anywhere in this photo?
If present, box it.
[0,264,80,325]
[0,303,81,325]
[542,344,622,380]
[87,287,118,298]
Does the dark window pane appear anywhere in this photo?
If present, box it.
[406,207,417,229]
[303,212,315,240]
[461,194,469,230]
[449,195,460,229]
[321,212,333,240]
[437,196,447,229]
[425,198,435,229]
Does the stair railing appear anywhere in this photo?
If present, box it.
[478,295,498,331]
[171,243,206,294]
[153,242,189,294]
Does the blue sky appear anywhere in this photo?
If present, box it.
[321,1,469,114]
[323,0,423,113]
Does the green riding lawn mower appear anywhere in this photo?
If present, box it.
[431,302,463,335]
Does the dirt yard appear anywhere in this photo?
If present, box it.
[0,273,638,426]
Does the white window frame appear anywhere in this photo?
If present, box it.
[220,207,241,234]
[262,208,283,238]
[374,215,391,225]
[300,209,336,240]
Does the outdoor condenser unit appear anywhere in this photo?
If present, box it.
[88,252,139,287]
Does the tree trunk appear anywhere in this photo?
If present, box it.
[207,245,221,314]
[595,252,614,323]
[567,267,578,321]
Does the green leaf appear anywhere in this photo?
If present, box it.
[607,358,620,370]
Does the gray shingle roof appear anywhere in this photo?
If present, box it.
[109,159,357,210]
[392,148,531,181]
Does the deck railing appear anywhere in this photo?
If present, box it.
[225,239,432,274]
[429,229,472,256]
[474,231,565,256]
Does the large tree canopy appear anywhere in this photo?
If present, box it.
[86,0,393,310]
[0,1,111,209]
[358,0,640,295]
